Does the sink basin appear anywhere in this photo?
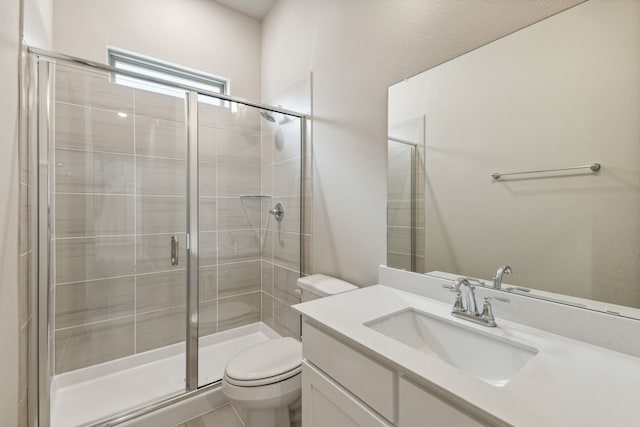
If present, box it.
[365,308,538,386]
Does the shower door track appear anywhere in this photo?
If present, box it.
[30,46,308,427]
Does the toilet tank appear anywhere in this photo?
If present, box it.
[297,274,358,302]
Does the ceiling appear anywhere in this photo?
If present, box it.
[212,0,276,20]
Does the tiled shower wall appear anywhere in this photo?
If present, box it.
[260,76,312,340]
[51,63,270,374]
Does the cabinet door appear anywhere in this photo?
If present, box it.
[399,377,487,427]
[302,361,393,427]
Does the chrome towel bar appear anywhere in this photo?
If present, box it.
[491,163,601,180]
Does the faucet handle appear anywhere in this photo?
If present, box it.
[453,292,465,313]
[480,297,499,326]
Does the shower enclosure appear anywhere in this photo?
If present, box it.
[28,48,307,426]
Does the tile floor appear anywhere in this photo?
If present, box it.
[176,404,243,427]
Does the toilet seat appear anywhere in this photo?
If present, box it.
[224,337,302,387]
[225,365,301,387]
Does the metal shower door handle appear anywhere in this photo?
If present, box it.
[171,235,179,265]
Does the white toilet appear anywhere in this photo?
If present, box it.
[222,274,357,427]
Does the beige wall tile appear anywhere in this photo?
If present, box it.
[55,102,134,154]
[198,125,216,163]
[199,162,217,197]
[136,195,186,234]
[273,157,300,197]
[136,156,187,196]
[55,236,135,283]
[55,317,134,373]
[273,299,300,340]
[261,166,273,195]
[136,270,186,314]
[218,292,260,332]
[199,231,218,268]
[261,124,274,167]
[273,231,300,271]
[218,261,260,298]
[218,230,260,263]
[134,90,185,122]
[274,265,301,305]
[55,276,134,328]
[199,197,217,232]
[217,197,261,230]
[261,261,274,295]
[136,306,186,353]
[198,103,217,128]
[217,163,259,196]
[261,291,274,329]
[216,128,260,164]
[55,194,134,238]
[198,300,217,337]
[55,65,134,113]
[199,265,217,302]
[55,148,134,194]
[262,229,274,260]
[135,115,186,159]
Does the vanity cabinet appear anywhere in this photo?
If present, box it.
[302,361,392,427]
[398,377,485,427]
[301,320,491,427]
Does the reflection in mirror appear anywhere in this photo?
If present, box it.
[387,0,640,314]
[387,117,425,272]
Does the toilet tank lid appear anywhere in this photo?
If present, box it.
[297,274,358,297]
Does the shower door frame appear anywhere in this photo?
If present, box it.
[30,46,308,427]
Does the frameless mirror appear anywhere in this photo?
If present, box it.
[387,0,640,316]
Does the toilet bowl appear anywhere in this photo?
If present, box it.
[221,274,357,427]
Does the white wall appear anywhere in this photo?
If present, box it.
[52,0,262,100]
[388,0,640,307]
[261,0,584,286]
[0,0,21,423]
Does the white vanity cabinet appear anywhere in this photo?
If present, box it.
[301,320,491,427]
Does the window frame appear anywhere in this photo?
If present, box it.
[107,46,229,96]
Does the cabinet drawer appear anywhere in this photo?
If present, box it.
[302,320,395,422]
[399,377,487,426]
[302,361,392,427]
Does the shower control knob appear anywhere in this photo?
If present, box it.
[269,203,285,222]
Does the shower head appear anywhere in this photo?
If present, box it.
[259,110,276,123]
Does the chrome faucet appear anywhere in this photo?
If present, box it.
[449,277,508,327]
[492,265,512,289]
[450,277,479,316]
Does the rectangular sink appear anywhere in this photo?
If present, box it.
[365,308,538,386]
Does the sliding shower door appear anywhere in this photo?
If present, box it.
[196,96,265,387]
[43,60,190,425]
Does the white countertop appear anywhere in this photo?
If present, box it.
[293,285,640,426]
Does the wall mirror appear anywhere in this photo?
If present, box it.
[387,0,640,317]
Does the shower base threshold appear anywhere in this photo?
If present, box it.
[51,322,279,427]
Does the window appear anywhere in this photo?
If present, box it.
[108,47,229,104]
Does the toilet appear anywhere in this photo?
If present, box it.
[222,274,357,427]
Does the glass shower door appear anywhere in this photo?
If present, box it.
[48,61,190,425]
[196,96,265,387]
